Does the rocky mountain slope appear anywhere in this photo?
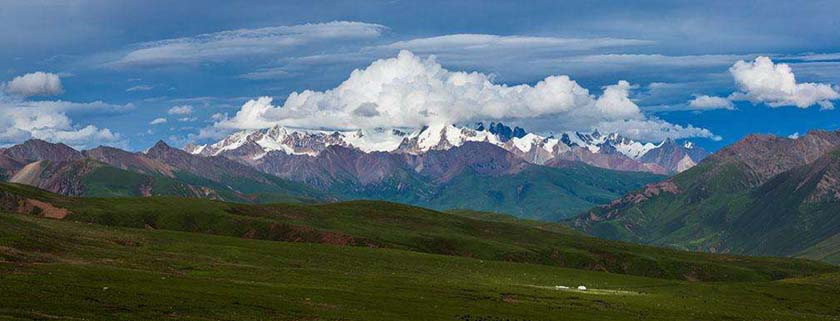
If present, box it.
[0,139,326,203]
[573,130,840,263]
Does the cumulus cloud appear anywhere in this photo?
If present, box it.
[0,88,129,149]
[210,50,715,142]
[0,98,126,149]
[3,72,64,97]
[729,56,840,109]
[687,95,735,110]
[109,21,386,68]
[594,81,641,118]
[149,117,167,125]
[594,118,721,142]
[168,105,193,115]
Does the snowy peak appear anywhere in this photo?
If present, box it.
[189,125,412,159]
[397,123,502,154]
[189,122,709,174]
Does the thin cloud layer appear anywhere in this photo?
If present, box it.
[210,50,716,142]
[109,21,387,68]
[3,72,64,97]
[729,56,840,109]
[280,41,741,84]
[378,34,653,55]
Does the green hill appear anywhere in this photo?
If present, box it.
[574,134,840,264]
[407,164,662,221]
[2,208,840,320]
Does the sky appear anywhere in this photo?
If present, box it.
[2,0,840,151]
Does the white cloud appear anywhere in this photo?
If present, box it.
[0,96,126,149]
[729,56,840,109]
[109,21,386,68]
[594,118,721,142]
[168,105,193,115]
[687,95,735,110]
[594,81,641,118]
[149,117,167,125]
[126,85,154,92]
[3,72,64,97]
[210,50,714,142]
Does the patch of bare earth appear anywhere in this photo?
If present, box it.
[25,199,70,219]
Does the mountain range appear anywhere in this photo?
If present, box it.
[187,122,709,219]
[0,139,327,203]
[573,130,840,263]
[0,123,681,220]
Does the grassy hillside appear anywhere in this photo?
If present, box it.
[79,162,327,204]
[2,213,840,320]
[446,209,584,235]
[342,164,663,221]
[575,148,840,264]
[0,182,835,283]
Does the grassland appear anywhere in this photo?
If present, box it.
[2,213,840,321]
[1,182,834,282]
[1,182,839,320]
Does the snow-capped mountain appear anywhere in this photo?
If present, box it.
[187,122,709,174]
[185,126,410,157]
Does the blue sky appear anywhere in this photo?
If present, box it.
[2,0,840,151]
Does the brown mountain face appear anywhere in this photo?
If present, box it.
[707,131,840,187]
[7,159,98,196]
[0,139,87,187]
[637,139,696,173]
[405,142,530,183]
[0,139,83,163]
[547,148,669,174]
[145,140,269,183]
[247,146,411,189]
[83,145,175,177]
[221,141,532,189]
